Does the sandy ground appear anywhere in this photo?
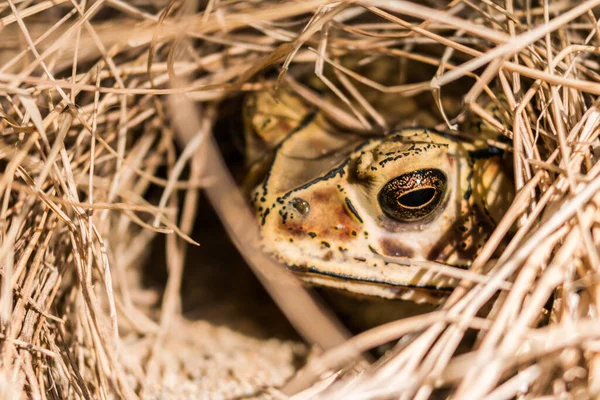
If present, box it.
[134,194,307,398]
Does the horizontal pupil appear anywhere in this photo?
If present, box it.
[378,168,447,222]
[398,187,436,208]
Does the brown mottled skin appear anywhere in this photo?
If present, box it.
[244,87,513,302]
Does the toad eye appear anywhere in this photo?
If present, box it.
[378,169,447,222]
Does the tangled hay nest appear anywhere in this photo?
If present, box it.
[2,0,600,398]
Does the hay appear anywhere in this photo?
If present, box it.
[1,0,600,398]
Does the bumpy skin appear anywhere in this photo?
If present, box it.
[246,89,514,303]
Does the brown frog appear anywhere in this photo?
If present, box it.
[244,87,513,303]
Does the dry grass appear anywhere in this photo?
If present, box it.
[2,0,600,398]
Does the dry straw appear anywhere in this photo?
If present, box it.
[1,0,600,398]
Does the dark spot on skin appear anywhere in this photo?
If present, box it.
[380,239,414,258]
[260,208,270,226]
[338,247,347,253]
[344,197,363,223]
[286,225,304,237]
[321,241,331,248]
[308,232,317,238]
[351,231,357,236]
[261,117,272,129]
[323,251,333,261]
[368,245,379,254]
[289,238,294,243]
[354,257,366,262]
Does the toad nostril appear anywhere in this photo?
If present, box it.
[290,198,310,215]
